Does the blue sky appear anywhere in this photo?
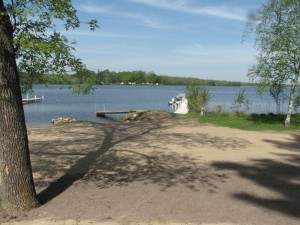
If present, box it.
[65,0,265,82]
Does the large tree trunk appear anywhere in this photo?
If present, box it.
[284,71,299,127]
[0,1,39,213]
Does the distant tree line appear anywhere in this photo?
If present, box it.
[21,69,252,88]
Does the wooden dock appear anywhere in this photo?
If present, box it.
[22,95,44,103]
[96,110,144,117]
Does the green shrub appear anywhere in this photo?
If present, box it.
[185,86,211,114]
[231,89,250,113]
[294,94,300,113]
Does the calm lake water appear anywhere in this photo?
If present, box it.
[23,84,290,127]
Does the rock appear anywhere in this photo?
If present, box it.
[122,112,139,122]
[51,117,76,126]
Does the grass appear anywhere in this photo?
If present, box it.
[184,111,300,131]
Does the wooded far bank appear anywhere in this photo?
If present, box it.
[21,69,253,87]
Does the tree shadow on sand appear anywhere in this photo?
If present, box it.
[36,122,161,203]
[263,133,300,152]
[79,149,229,192]
[30,117,249,204]
[212,132,300,218]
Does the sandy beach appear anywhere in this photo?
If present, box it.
[3,112,300,225]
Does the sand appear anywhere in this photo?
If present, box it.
[2,112,300,225]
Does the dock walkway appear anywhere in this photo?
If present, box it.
[22,95,44,103]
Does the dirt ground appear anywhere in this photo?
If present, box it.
[2,112,300,225]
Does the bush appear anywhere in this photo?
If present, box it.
[231,89,250,113]
[294,95,300,113]
[185,86,211,114]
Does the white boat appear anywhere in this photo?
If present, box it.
[168,93,189,114]
[168,93,185,105]
[174,99,188,114]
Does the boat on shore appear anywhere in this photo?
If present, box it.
[168,93,188,114]
[168,93,186,105]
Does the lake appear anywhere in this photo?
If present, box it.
[23,85,290,127]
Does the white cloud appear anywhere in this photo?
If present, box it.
[58,30,173,43]
[77,3,113,13]
[76,1,169,29]
[58,30,131,39]
[121,12,168,29]
[173,43,256,64]
[129,0,248,21]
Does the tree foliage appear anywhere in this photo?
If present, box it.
[269,82,285,115]
[293,91,300,112]
[5,0,98,92]
[246,0,300,126]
